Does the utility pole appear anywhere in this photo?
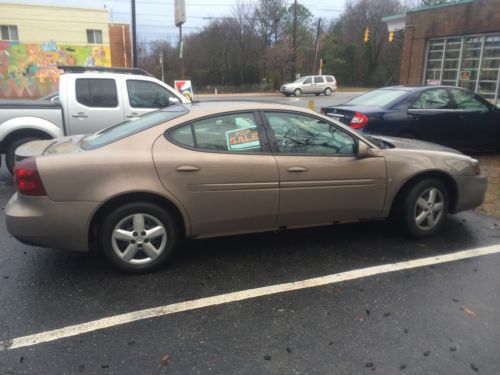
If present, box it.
[131,0,137,67]
[313,18,321,75]
[179,24,184,79]
[159,50,165,82]
[175,0,186,79]
[292,0,297,81]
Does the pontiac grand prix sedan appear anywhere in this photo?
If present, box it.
[6,102,487,273]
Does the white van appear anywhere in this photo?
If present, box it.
[280,75,337,97]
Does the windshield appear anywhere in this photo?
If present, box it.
[345,89,409,107]
[80,105,189,150]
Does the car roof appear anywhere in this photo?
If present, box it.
[381,85,470,91]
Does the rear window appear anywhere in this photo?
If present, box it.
[76,78,118,108]
[346,89,409,107]
[325,76,335,83]
[80,105,189,149]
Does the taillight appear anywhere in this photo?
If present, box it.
[350,112,368,129]
[14,158,47,196]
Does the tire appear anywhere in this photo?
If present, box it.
[395,178,449,238]
[6,137,37,174]
[100,202,179,273]
[294,88,302,97]
[324,87,333,96]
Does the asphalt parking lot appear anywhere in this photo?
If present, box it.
[1,92,500,374]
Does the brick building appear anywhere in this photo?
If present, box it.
[383,0,500,104]
[0,2,131,98]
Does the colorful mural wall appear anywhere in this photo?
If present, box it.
[0,40,111,99]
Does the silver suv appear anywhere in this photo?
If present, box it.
[281,75,337,97]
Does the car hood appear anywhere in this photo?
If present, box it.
[371,135,463,155]
[15,135,85,162]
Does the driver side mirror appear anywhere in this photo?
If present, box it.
[357,141,372,158]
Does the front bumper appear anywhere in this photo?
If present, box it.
[5,193,98,252]
[453,175,488,213]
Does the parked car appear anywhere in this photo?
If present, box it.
[6,102,486,273]
[0,66,190,173]
[320,85,500,152]
[281,75,337,97]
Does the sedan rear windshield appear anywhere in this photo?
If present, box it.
[80,105,189,150]
[345,89,409,107]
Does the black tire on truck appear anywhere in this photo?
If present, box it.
[6,137,38,174]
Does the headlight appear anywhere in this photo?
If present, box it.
[471,159,481,175]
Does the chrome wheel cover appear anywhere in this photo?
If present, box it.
[414,187,445,231]
[111,213,167,264]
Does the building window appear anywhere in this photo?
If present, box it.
[87,29,103,44]
[0,25,18,41]
[424,33,500,104]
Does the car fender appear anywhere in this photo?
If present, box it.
[0,117,63,142]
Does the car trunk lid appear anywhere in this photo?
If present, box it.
[15,135,85,163]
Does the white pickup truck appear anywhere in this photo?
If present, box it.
[0,66,190,172]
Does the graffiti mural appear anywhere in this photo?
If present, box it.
[0,40,111,98]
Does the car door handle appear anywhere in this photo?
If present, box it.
[288,166,308,173]
[176,165,200,172]
[72,112,88,118]
[126,112,140,118]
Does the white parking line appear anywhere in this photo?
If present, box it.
[1,244,499,351]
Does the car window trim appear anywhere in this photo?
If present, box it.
[165,110,273,155]
[259,110,361,157]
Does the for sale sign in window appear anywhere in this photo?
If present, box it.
[226,127,261,151]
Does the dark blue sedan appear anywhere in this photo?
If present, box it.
[321,86,500,152]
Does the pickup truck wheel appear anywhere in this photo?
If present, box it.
[100,202,179,273]
[6,137,37,174]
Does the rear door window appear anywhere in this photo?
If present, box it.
[75,78,118,108]
[314,76,325,84]
[413,88,452,109]
[169,113,263,153]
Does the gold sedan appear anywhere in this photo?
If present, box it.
[6,102,487,272]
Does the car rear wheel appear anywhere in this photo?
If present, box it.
[396,179,449,238]
[324,87,333,96]
[294,88,302,97]
[6,137,37,174]
[100,202,179,273]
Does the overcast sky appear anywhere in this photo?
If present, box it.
[4,0,347,45]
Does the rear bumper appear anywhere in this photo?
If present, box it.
[453,175,488,213]
[5,193,98,252]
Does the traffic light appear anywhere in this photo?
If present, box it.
[388,31,394,43]
[363,27,369,43]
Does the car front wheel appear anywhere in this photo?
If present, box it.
[294,88,302,97]
[100,202,179,273]
[397,179,449,238]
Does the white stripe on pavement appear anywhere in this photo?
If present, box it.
[2,244,499,351]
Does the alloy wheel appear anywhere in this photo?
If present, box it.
[111,213,167,264]
[413,187,445,231]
